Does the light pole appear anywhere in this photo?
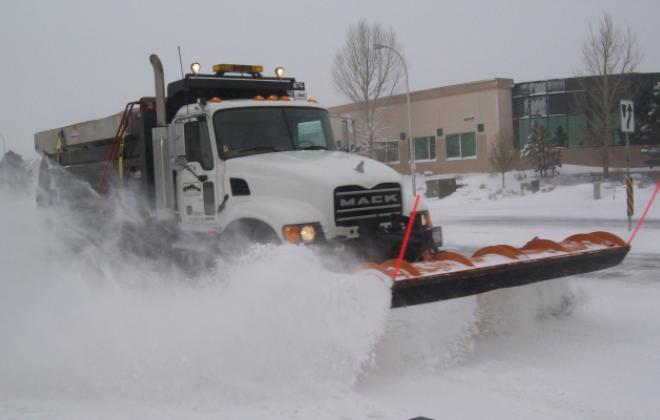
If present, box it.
[375,43,416,195]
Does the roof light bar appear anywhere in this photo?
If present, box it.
[213,64,263,76]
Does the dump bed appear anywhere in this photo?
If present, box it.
[35,109,137,156]
[34,99,158,204]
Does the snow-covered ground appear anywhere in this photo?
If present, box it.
[1,169,659,420]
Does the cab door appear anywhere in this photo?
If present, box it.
[175,117,219,230]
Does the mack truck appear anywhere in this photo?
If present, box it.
[35,55,630,308]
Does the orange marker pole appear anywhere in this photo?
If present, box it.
[392,194,421,279]
[627,180,660,245]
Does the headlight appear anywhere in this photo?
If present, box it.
[282,223,321,244]
[300,225,316,242]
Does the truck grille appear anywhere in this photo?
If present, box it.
[334,183,402,226]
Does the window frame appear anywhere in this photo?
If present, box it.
[212,106,336,160]
[374,139,401,164]
[445,131,478,161]
[413,136,436,162]
[184,119,214,170]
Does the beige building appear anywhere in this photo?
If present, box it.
[329,73,658,175]
[329,78,514,175]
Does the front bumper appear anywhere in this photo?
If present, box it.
[325,222,443,262]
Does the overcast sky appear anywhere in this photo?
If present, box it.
[1,0,659,158]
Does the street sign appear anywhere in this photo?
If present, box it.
[620,100,634,133]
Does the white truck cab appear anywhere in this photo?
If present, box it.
[35,57,441,261]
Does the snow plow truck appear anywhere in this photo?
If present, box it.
[34,54,630,307]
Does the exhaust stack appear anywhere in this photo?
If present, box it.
[149,54,167,126]
[149,54,174,219]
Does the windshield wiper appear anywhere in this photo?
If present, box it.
[297,145,328,151]
[238,146,279,155]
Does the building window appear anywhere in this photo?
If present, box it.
[513,97,529,118]
[400,132,406,140]
[548,116,568,147]
[548,94,568,115]
[529,81,547,95]
[547,79,566,92]
[568,115,586,147]
[414,136,436,160]
[567,92,585,115]
[530,96,547,116]
[374,140,400,163]
[477,123,485,133]
[446,132,476,159]
[513,83,529,97]
[436,128,443,137]
[516,119,530,148]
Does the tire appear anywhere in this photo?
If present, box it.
[219,219,280,256]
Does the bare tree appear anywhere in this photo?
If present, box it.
[488,132,517,188]
[332,19,403,156]
[579,12,642,178]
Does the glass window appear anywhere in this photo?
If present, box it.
[530,96,547,116]
[568,115,586,147]
[513,97,529,117]
[414,136,436,160]
[445,132,476,158]
[446,134,460,158]
[477,123,484,133]
[297,120,325,147]
[400,132,406,140]
[517,119,530,148]
[529,81,547,95]
[548,116,568,147]
[567,92,585,115]
[375,140,400,163]
[460,132,476,157]
[566,78,583,92]
[213,107,336,158]
[548,94,568,115]
[436,128,443,137]
[512,83,529,97]
[185,120,214,170]
[530,116,548,133]
[547,79,566,92]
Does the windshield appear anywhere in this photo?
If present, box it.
[213,107,336,158]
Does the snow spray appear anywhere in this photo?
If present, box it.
[0,189,391,402]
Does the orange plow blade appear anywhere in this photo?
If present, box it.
[362,231,630,308]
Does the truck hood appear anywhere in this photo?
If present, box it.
[224,150,402,191]
[223,150,407,230]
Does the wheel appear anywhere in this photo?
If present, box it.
[219,219,280,256]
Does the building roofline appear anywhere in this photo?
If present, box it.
[330,78,514,113]
[513,71,660,86]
